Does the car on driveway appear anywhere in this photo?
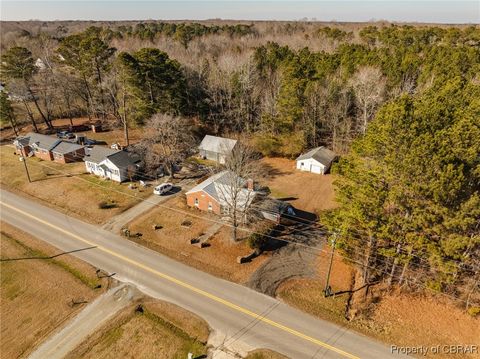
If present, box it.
[57,131,75,139]
[153,183,173,195]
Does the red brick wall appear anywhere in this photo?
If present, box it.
[186,191,221,215]
[54,148,85,163]
[16,145,30,157]
[35,149,53,161]
[53,154,67,164]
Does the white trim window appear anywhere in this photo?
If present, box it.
[194,198,199,207]
[208,202,212,211]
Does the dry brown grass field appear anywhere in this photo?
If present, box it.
[0,223,106,358]
[67,299,209,359]
[246,349,290,359]
[127,196,270,284]
[0,145,151,224]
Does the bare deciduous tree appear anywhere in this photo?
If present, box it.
[136,113,195,179]
[349,66,386,134]
[216,141,259,242]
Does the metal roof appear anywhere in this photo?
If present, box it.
[186,170,256,208]
[198,135,237,155]
[296,146,337,167]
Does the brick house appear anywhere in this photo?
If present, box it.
[186,170,256,216]
[51,142,85,163]
[14,133,61,161]
[14,132,85,163]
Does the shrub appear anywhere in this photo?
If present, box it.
[467,306,480,317]
[247,232,269,250]
[98,201,117,209]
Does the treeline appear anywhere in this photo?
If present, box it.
[1,24,479,155]
[326,78,480,310]
[0,22,478,308]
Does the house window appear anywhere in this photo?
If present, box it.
[208,202,212,211]
[194,198,199,207]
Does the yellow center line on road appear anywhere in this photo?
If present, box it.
[1,201,360,359]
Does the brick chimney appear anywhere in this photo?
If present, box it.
[247,178,254,191]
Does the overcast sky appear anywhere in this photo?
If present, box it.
[1,1,479,23]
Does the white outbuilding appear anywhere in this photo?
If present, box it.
[198,135,237,164]
[296,146,337,175]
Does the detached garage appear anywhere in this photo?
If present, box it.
[296,146,337,175]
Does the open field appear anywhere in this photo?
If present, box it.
[127,196,269,284]
[0,145,151,224]
[0,223,106,358]
[277,247,480,359]
[258,157,337,214]
[67,299,209,359]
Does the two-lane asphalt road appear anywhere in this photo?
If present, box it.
[0,189,403,359]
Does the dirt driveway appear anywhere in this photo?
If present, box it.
[257,157,337,214]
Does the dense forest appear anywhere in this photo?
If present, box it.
[1,21,479,310]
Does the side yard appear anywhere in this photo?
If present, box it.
[277,246,480,359]
[67,299,209,359]
[258,157,337,214]
[0,223,106,358]
[0,145,151,224]
[127,196,270,284]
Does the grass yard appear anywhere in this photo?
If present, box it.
[277,246,354,324]
[0,145,151,224]
[0,223,106,358]
[277,247,480,359]
[127,196,269,284]
[67,299,209,359]
[246,349,290,359]
[257,157,337,214]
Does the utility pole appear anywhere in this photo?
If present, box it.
[324,233,337,297]
[20,152,32,183]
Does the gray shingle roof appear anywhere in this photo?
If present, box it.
[23,132,61,151]
[296,146,336,167]
[107,150,141,168]
[14,136,30,147]
[84,146,120,164]
[84,145,141,168]
[198,135,237,155]
[51,141,84,155]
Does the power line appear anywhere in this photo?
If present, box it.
[7,146,478,281]
[14,156,476,305]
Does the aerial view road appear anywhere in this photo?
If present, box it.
[0,189,403,359]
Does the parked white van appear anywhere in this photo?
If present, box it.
[153,183,173,195]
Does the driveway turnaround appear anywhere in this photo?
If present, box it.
[1,189,404,359]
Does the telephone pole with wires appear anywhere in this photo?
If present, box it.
[20,152,32,183]
[324,232,337,297]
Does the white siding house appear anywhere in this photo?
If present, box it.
[296,146,337,175]
[84,146,141,183]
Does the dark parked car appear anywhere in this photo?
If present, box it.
[57,131,75,139]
